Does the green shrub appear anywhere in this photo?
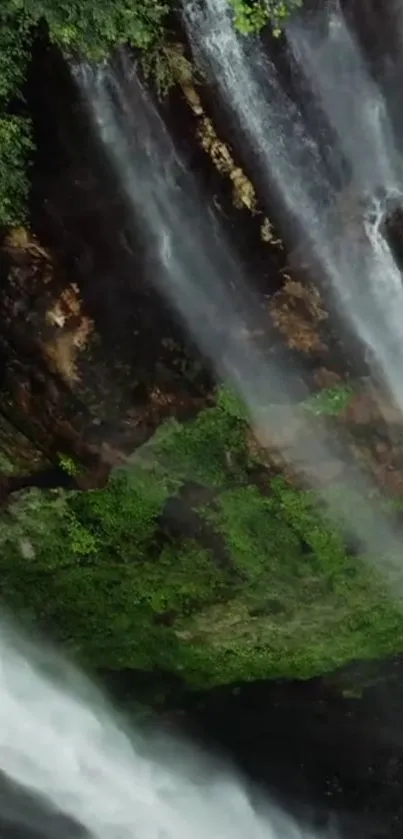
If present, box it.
[1,393,403,688]
[0,115,33,227]
[230,0,302,36]
[57,453,81,477]
[1,0,168,58]
[0,12,34,104]
[152,403,249,487]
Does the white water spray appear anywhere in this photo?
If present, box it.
[287,2,401,193]
[2,42,400,839]
[75,55,403,576]
[183,0,333,230]
[0,620,324,839]
[182,0,403,414]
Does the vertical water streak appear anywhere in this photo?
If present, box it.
[182,0,334,235]
[183,0,403,413]
[287,1,401,193]
[76,57,309,412]
[285,0,403,407]
[74,56,403,572]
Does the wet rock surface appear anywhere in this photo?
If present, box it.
[2,19,403,839]
[165,657,403,839]
[0,42,219,482]
[0,225,212,483]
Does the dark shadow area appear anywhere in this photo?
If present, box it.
[0,773,87,839]
[177,658,403,839]
[381,204,403,274]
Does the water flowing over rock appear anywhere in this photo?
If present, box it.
[75,46,403,582]
[3,3,403,835]
[0,619,326,839]
[0,204,212,486]
[183,0,403,416]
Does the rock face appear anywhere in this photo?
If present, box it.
[0,223,211,482]
[381,203,403,273]
[0,20,401,839]
[2,26,403,718]
[0,40,220,484]
[181,655,403,839]
[2,394,403,694]
[0,35,341,490]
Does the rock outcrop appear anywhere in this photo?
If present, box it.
[0,226,212,483]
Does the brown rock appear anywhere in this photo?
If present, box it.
[0,228,212,480]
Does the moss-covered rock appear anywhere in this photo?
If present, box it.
[1,389,403,689]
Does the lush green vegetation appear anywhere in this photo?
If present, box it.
[0,0,302,228]
[231,0,302,36]
[1,387,403,690]
[0,0,168,227]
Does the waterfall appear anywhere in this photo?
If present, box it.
[0,619,323,839]
[3,33,402,839]
[182,0,335,233]
[75,54,403,580]
[287,2,401,193]
[76,54,324,427]
[182,0,403,415]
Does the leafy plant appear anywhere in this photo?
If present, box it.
[216,385,249,420]
[1,0,168,58]
[149,400,248,487]
[230,0,302,37]
[0,12,34,104]
[57,452,81,477]
[0,115,33,227]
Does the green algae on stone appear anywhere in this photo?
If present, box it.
[303,384,353,417]
[1,389,403,688]
[173,477,403,687]
[149,403,249,487]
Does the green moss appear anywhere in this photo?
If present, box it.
[303,384,353,417]
[172,475,403,687]
[1,390,403,689]
[202,484,301,583]
[0,485,230,671]
[151,402,249,486]
[138,540,229,616]
[68,468,177,561]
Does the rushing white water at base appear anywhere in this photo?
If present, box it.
[183,0,403,415]
[0,620,325,839]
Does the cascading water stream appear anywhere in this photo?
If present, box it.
[75,54,321,426]
[182,0,335,233]
[74,55,403,576]
[182,0,403,415]
[0,619,324,839]
[285,0,403,408]
[286,1,401,193]
[4,38,403,839]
